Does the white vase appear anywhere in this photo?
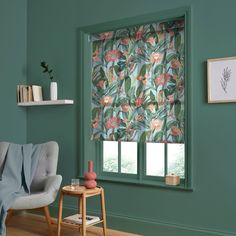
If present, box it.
[50,81,58,100]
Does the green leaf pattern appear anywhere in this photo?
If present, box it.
[91,19,185,143]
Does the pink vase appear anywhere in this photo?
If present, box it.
[84,160,97,189]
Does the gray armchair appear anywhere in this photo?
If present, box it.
[0,141,62,236]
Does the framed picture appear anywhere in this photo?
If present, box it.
[207,56,236,103]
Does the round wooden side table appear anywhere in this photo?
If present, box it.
[57,185,107,236]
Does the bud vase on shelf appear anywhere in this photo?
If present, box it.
[84,160,97,189]
[50,81,57,100]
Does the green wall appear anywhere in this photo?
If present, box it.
[27,0,236,235]
[0,0,27,143]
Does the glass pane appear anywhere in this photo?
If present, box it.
[121,142,137,174]
[103,141,118,172]
[167,144,185,178]
[146,143,165,176]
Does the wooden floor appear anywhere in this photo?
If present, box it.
[7,213,139,236]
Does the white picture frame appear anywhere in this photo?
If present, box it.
[207,56,236,103]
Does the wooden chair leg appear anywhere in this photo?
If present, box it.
[43,206,54,236]
[6,209,14,226]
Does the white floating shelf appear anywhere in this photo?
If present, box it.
[17,99,74,106]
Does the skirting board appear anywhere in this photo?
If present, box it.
[49,205,236,236]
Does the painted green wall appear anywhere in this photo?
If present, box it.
[27,0,236,235]
[0,0,27,143]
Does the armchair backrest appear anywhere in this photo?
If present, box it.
[0,142,9,177]
[31,141,59,192]
[0,141,59,192]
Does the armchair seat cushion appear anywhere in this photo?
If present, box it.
[12,174,62,210]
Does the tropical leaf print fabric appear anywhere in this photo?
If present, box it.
[91,18,185,143]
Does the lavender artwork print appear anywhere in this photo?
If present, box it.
[220,67,231,93]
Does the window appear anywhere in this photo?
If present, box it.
[90,17,187,185]
[102,141,185,181]
[78,12,190,188]
[146,143,165,176]
[103,141,138,174]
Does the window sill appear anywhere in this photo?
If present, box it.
[79,175,193,192]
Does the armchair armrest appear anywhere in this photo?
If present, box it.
[44,175,62,204]
[44,175,62,199]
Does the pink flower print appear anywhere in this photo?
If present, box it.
[136,47,144,55]
[97,80,106,89]
[106,117,121,129]
[121,37,130,45]
[123,51,128,57]
[155,74,165,86]
[119,74,124,80]
[172,75,177,80]
[171,59,181,69]
[167,94,175,104]
[92,50,100,61]
[155,73,171,86]
[177,81,184,94]
[150,52,163,64]
[157,31,166,41]
[169,30,175,37]
[92,119,99,129]
[157,91,166,105]
[123,118,128,123]
[142,78,148,85]
[171,126,182,136]
[142,73,148,84]
[148,104,156,113]
[150,119,163,132]
[135,31,143,40]
[137,73,149,85]
[100,96,112,106]
[136,114,144,122]
[147,36,156,46]
[121,103,130,113]
[105,50,121,62]
[135,98,143,107]
[165,73,171,80]
[169,42,174,49]
[137,75,143,81]
[100,32,113,40]
[118,71,125,80]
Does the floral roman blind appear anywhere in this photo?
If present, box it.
[91,18,185,143]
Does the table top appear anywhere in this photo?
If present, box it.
[62,185,102,195]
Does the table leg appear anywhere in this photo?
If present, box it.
[79,197,83,234]
[100,189,107,236]
[82,193,86,236]
[57,192,64,236]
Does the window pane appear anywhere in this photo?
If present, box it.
[103,141,118,172]
[167,144,185,178]
[146,143,164,176]
[121,142,137,174]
